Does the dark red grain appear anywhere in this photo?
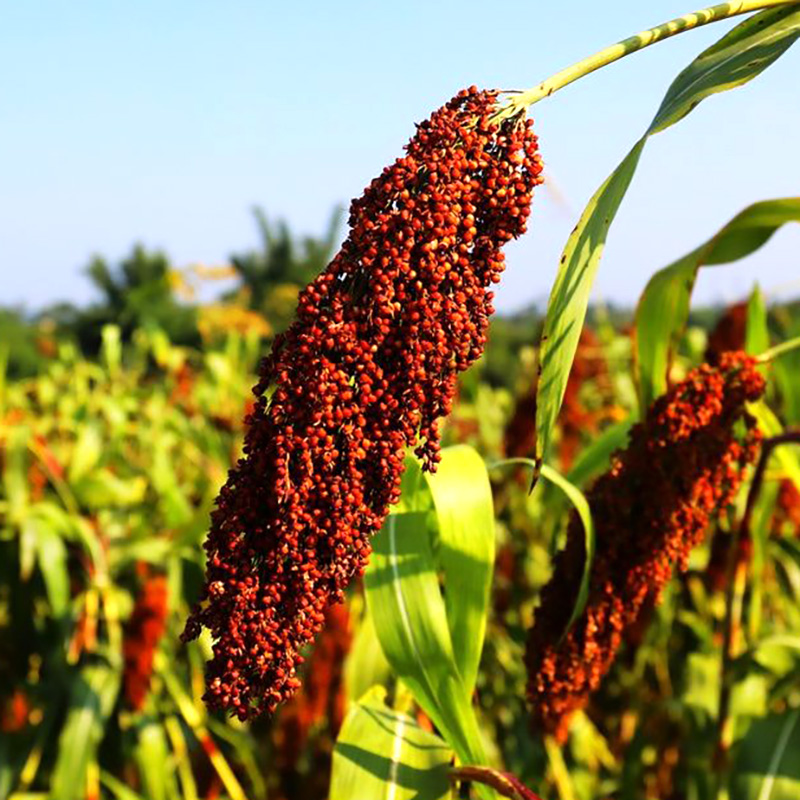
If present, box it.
[525,352,764,741]
[183,87,543,719]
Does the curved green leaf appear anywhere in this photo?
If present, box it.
[635,198,800,410]
[493,458,595,633]
[535,7,800,468]
[424,445,495,697]
[101,771,147,800]
[649,5,800,134]
[331,687,452,800]
[344,603,392,705]
[539,464,595,632]
[364,513,488,771]
[34,521,70,617]
[534,139,644,473]
[565,418,633,488]
[134,719,180,800]
[731,711,800,800]
[746,284,770,357]
[745,401,800,494]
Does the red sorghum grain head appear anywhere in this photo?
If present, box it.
[525,352,764,741]
[772,478,800,537]
[182,87,543,720]
[123,568,169,711]
[705,302,747,365]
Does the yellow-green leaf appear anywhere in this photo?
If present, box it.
[364,513,488,773]
[331,687,452,800]
[635,198,800,411]
[424,445,494,697]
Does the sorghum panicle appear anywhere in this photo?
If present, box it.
[705,302,747,365]
[525,352,764,741]
[183,87,543,719]
[772,479,800,537]
[123,569,169,711]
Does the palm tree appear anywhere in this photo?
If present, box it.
[227,206,343,331]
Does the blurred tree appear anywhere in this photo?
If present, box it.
[0,308,46,378]
[72,244,199,353]
[226,206,343,332]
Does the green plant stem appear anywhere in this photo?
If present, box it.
[757,334,800,363]
[495,0,800,117]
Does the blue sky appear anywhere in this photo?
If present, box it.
[2,1,798,314]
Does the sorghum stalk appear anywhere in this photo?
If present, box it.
[183,87,543,719]
[493,0,800,121]
[525,352,765,741]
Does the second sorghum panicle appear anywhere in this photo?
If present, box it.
[123,569,169,711]
[525,352,765,741]
[182,87,544,720]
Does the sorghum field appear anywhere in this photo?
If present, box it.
[2,4,800,800]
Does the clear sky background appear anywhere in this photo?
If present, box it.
[2,1,798,314]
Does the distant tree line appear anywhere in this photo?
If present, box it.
[0,206,342,378]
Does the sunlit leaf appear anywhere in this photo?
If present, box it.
[72,470,147,510]
[540,464,595,632]
[746,284,770,357]
[133,719,180,800]
[424,445,494,696]
[101,770,147,800]
[364,513,488,771]
[493,458,594,633]
[68,425,103,484]
[331,687,452,800]
[534,140,644,472]
[344,603,392,705]
[749,402,800,494]
[50,662,121,800]
[565,418,632,488]
[34,521,70,617]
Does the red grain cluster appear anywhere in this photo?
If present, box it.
[772,479,800,537]
[705,302,747,365]
[123,569,169,711]
[0,689,30,733]
[525,352,764,741]
[182,87,543,719]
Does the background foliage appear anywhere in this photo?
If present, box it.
[2,7,800,798]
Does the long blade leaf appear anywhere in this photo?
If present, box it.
[424,445,495,697]
[535,7,800,469]
[635,197,800,410]
[364,513,488,770]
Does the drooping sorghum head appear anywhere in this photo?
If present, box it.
[123,568,169,711]
[705,301,747,365]
[272,602,352,776]
[525,352,764,741]
[182,87,544,720]
[772,479,800,537]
